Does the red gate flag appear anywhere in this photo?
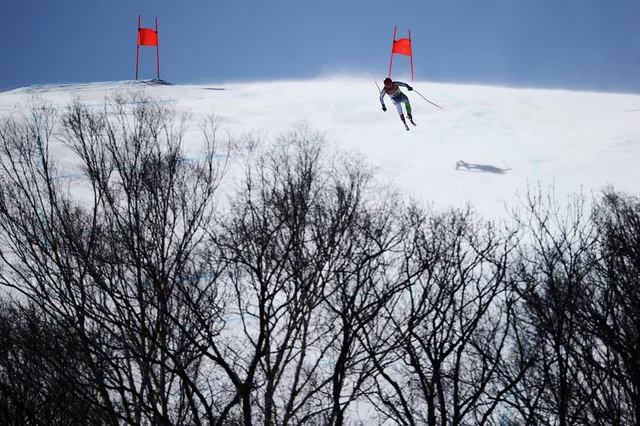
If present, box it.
[392,38,412,56]
[388,26,414,81]
[138,28,158,46]
[135,15,161,80]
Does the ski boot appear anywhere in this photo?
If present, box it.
[400,115,410,131]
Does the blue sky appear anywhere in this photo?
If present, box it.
[1,0,639,93]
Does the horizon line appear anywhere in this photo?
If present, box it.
[3,75,640,97]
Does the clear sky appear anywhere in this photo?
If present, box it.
[1,0,639,93]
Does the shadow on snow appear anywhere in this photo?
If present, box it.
[455,160,512,175]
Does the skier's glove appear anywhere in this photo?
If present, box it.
[407,86,413,91]
[382,105,387,112]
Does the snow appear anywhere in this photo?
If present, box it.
[0,76,638,223]
[1,76,639,423]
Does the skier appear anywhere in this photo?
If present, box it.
[380,77,416,130]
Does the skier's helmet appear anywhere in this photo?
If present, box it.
[383,77,393,87]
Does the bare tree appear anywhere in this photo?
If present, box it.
[365,203,520,426]
[0,91,229,425]
[175,126,409,426]
[504,184,599,426]
[317,170,411,426]
[0,298,105,425]
[577,187,640,425]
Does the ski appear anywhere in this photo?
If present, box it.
[402,120,415,131]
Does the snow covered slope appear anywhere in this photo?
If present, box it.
[1,77,638,220]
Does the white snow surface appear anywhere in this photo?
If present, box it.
[1,77,639,423]
[1,76,639,221]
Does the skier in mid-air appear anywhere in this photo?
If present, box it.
[380,77,416,130]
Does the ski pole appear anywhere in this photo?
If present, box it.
[413,89,443,110]
[375,81,381,92]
